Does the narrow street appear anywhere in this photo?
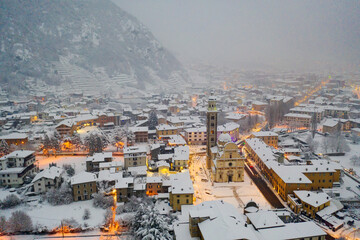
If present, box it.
[244,162,284,209]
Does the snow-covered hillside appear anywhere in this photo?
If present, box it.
[0,0,188,93]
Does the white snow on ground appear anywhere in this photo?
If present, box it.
[329,142,360,174]
[0,188,21,201]
[1,200,107,230]
[189,150,271,211]
[37,155,124,173]
[77,126,105,142]
[37,156,87,173]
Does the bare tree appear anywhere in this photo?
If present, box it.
[306,135,318,153]
[83,208,91,220]
[329,134,350,153]
[84,134,108,154]
[7,210,33,233]
[0,139,10,156]
[0,194,21,209]
[0,216,6,233]
[321,136,330,154]
[350,155,360,166]
[46,183,73,205]
[93,193,114,209]
[351,132,359,144]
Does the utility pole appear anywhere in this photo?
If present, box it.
[61,220,64,238]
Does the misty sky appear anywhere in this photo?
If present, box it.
[113,0,360,71]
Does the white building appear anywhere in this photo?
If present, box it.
[31,166,62,194]
[124,146,148,169]
[0,150,38,187]
[184,126,206,145]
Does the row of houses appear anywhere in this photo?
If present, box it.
[69,170,193,211]
[244,137,342,220]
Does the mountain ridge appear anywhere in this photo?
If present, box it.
[0,0,187,94]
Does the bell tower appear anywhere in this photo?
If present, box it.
[206,93,218,169]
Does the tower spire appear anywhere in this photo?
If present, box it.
[206,92,218,169]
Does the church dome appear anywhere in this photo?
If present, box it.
[218,133,232,144]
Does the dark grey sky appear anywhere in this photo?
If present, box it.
[112,0,360,71]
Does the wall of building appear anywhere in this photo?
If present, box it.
[72,181,97,201]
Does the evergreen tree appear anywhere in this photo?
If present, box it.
[71,133,82,150]
[43,134,52,150]
[84,134,108,154]
[132,204,173,240]
[0,139,9,155]
[148,111,158,130]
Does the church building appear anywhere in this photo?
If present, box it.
[206,94,244,183]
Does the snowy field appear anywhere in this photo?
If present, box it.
[0,197,107,230]
[329,142,360,174]
[37,155,124,173]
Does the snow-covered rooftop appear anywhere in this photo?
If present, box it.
[156,124,177,131]
[31,166,62,183]
[1,150,35,159]
[271,165,312,184]
[258,221,326,240]
[71,172,97,185]
[252,131,278,137]
[217,122,240,132]
[115,177,134,189]
[124,145,147,154]
[173,146,190,161]
[294,190,331,208]
[284,113,312,119]
[86,152,113,163]
[218,133,232,143]
[0,133,28,140]
[170,171,194,194]
[246,210,285,230]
